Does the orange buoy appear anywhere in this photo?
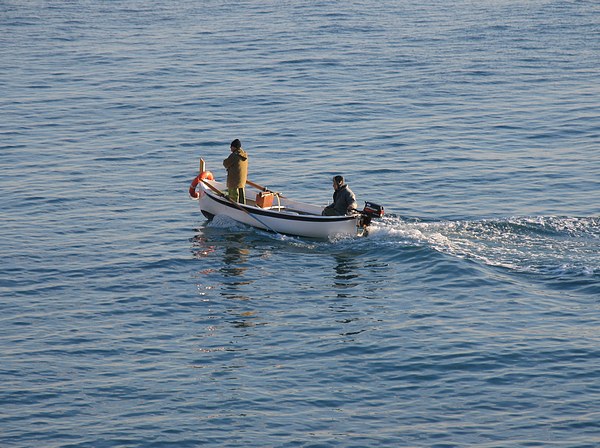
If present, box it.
[200,171,214,181]
[189,171,214,198]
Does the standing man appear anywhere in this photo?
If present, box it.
[322,175,357,216]
[223,139,248,204]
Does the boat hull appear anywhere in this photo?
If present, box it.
[196,180,361,239]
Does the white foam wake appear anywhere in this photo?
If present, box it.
[367,216,600,277]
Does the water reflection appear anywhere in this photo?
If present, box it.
[190,233,216,259]
[191,229,253,296]
[332,253,360,292]
[221,234,250,278]
[192,230,262,335]
[329,253,387,341]
[219,233,254,310]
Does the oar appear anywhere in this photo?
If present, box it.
[246,179,285,198]
[199,178,280,235]
[246,179,268,191]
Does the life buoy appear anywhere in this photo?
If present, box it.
[189,171,214,198]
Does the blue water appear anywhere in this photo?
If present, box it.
[2,1,599,446]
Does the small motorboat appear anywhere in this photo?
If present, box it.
[189,159,384,239]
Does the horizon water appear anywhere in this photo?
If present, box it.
[1,1,600,447]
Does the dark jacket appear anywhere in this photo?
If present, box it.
[223,148,248,189]
[325,184,357,215]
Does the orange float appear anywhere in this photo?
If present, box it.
[189,171,214,198]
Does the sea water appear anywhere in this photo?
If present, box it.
[1,1,599,446]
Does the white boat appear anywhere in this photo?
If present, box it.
[189,159,384,239]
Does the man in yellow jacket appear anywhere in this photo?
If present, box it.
[223,139,248,204]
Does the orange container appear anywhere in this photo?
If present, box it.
[255,192,275,208]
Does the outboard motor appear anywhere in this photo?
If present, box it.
[359,201,385,228]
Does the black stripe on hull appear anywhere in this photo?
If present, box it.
[204,191,356,223]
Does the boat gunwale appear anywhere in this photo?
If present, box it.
[202,188,358,223]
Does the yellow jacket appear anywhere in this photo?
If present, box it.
[223,148,248,189]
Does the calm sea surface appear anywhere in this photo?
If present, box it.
[1,1,599,447]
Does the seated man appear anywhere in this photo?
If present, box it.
[322,175,357,216]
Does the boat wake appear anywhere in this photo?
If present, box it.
[366,215,600,278]
[201,212,599,278]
